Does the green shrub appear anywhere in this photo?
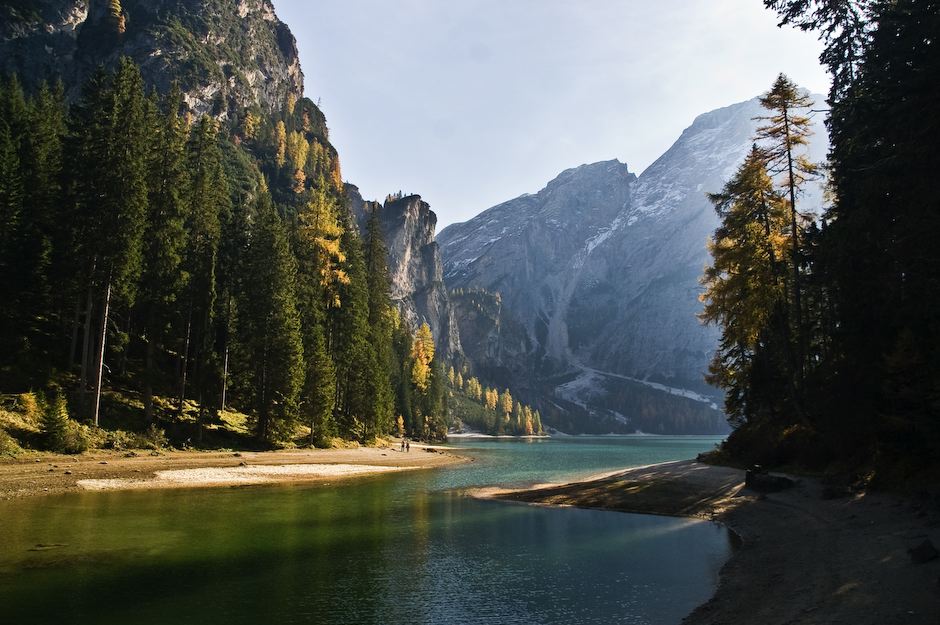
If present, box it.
[39,390,89,454]
[39,391,69,451]
[137,424,168,450]
[61,422,90,454]
[0,428,22,457]
[18,392,40,424]
[104,430,135,450]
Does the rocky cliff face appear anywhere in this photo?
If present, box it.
[0,0,303,117]
[347,185,463,362]
[439,97,828,434]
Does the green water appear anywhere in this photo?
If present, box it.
[0,436,730,625]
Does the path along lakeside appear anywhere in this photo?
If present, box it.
[476,459,940,625]
[0,444,464,500]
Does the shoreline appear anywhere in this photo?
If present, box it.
[0,444,465,500]
[476,459,940,625]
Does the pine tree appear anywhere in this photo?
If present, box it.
[39,389,69,452]
[19,83,67,366]
[330,208,375,440]
[756,74,818,380]
[177,115,228,426]
[138,87,189,422]
[241,191,304,442]
[391,310,415,435]
[68,59,150,423]
[305,320,335,447]
[363,206,395,436]
[0,111,24,369]
[762,1,873,100]
[423,357,447,440]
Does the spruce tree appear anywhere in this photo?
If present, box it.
[241,190,304,442]
[39,389,70,452]
[138,87,189,422]
[177,115,228,423]
[330,211,375,440]
[305,320,336,447]
[0,115,24,370]
[363,206,395,436]
[68,59,149,423]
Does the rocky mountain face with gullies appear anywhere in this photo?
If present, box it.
[439,97,828,435]
[346,185,463,362]
[0,0,303,118]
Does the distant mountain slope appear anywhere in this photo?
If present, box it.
[439,97,828,434]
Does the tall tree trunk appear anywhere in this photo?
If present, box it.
[143,336,154,423]
[783,110,804,383]
[220,345,228,414]
[119,314,131,376]
[69,297,82,369]
[79,271,96,412]
[177,306,192,417]
[93,274,112,427]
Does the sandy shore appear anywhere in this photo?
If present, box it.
[0,444,464,499]
[479,460,940,625]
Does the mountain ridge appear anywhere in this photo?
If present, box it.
[439,95,828,434]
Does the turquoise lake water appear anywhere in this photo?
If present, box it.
[0,436,730,625]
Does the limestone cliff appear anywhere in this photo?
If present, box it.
[347,185,462,362]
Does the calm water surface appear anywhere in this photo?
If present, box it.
[0,436,730,625]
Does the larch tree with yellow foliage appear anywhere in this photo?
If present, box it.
[700,145,792,427]
[411,322,435,392]
[298,176,348,309]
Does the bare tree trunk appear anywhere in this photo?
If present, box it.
[79,276,96,412]
[177,307,192,417]
[69,297,82,369]
[93,275,112,427]
[119,314,131,376]
[783,109,805,383]
[220,346,228,414]
[143,336,154,423]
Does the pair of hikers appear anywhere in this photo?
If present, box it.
[400,437,410,452]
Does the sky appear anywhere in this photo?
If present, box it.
[271,0,829,230]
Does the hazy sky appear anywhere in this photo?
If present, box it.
[271,1,829,229]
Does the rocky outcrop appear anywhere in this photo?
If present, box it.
[0,0,303,117]
[347,185,462,362]
[439,97,828,434]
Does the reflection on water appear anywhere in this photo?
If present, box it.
[0,436,730,625]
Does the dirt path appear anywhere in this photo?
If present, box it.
[479,460,940,625]
[0,444,464,499]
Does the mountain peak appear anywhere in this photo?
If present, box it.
[439,95,829,434]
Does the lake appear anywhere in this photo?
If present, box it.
[0,436,731,625]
